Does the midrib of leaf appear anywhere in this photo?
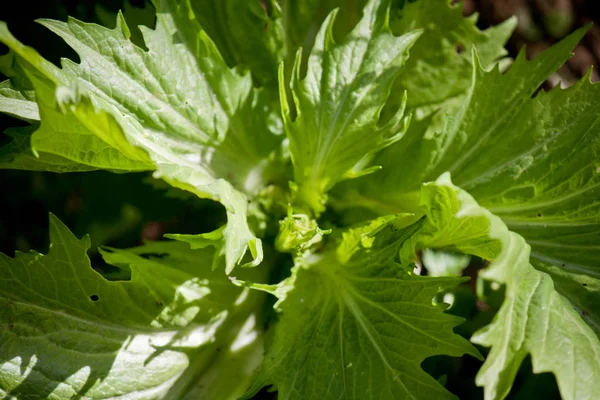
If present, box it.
[0,296,176,335]
[344,284,456,349]
[313,29,372,183]
[336,296,349,400]
[500,218,595,227]
[527,240,600,250]
[530,252,600,278]
[487,181,600,214]
[285,279,335,399]
[338,288,412,397]
[332,190,416,215]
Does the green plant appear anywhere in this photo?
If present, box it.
[0,0,598,399]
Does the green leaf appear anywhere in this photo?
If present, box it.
[0,79,37,121]
[330,0,516,218]
[95,0,157,50]
[417,175,600,400]
[278,0,365,68]
[407,23,598,345]
[36,80,154,170]
[473,233,600,400]
[464,76,600,337]
[0,22,154,172]
[330,173,600,400]
[333,27,588,215]
[0,50,38,122]
[531,261,600,337]
[334,213,403,264]
[0,127,97,172]
[243,177,533,399]
[398,176,503,261]
[0,0,282,271]
[388,0,516,114]
[243,240,477,399]
[242,173,590,399]
[191,0,285,85]
[278,0,514,105]
[36,0,281,191]
[330,22,600,363]
[1,1,598,397]
[1,1,285,185]
[158,166,263,275]
[0,215,266,399]
[282,0,421,214]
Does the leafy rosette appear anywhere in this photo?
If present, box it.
[0,0,598,399]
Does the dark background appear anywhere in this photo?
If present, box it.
[466,0,600,85]
[1,1,598,399]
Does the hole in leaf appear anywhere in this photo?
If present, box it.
[139,252,169,260]
[90,294,99,302]
[141,221,167,241]
[422,353,484,399]
[536,212,543,217]
[505,356,561,399]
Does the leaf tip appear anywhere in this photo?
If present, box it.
[0,21,16,45]
[116,10,131,40]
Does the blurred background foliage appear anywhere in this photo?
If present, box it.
[0,1,597,399]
